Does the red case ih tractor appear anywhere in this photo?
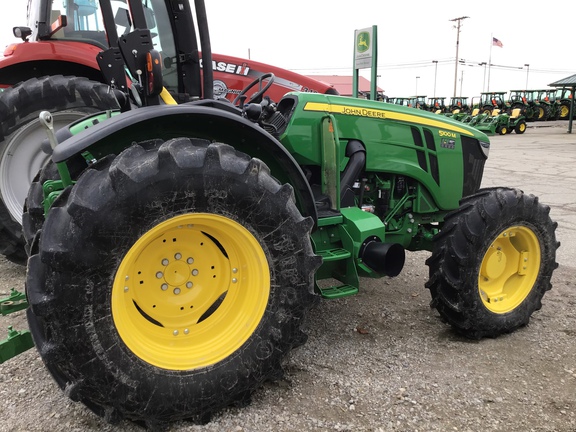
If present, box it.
[0,0,337,264]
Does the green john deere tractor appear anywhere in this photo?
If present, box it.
[478,91,511,115]
[448,96,471,115]
[428,97,448,114]
[508,90,538,121]
[554,87,575,120]
[474,107,527,136]
[0,0,559,426]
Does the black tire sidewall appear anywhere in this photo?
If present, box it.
[29,139,317,421]
[0,75,119,263]
[427,188,558,338]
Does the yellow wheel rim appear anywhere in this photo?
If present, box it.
[112,213,270,370]
[478,225,540,314]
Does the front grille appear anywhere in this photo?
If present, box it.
[461,136,486,196]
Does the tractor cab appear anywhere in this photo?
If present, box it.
[479,91,510,115]
[21,0,118,48]
[408,95,430,110]
[428,97,447,113]
[448,96,470,114]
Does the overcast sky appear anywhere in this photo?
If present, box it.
[2,1,575,99]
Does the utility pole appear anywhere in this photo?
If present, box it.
[450,16,469,98]
[478,62,487,92]
[432,60,438,97]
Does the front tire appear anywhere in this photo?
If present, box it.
[0,75,119,264]
[514,120,527,134]
[25,138,320,424]
[425,188,559,339]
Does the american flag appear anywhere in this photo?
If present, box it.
[492,37,503,48]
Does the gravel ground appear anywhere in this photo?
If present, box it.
[1,125,575,432]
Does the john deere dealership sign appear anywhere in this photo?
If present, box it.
[354,27,375,69]
[352,25,378,100]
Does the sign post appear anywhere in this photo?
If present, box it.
[353,26,378,100]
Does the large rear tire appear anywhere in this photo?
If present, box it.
[558,101,572,120]
[25,138,320,425]
[0,75,119,264]
[425,187,559,339]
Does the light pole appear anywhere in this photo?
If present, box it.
[432,60,438,97]
[450,16,469,97]
[524,64,530,89]
[415,76,420,95]
[478,62,487,92]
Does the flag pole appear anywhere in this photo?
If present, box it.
[487,33,493,92]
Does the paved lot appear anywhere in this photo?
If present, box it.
[481,121,576,268]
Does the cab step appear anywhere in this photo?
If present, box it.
[316,248,351,262]
[318,284,359,299]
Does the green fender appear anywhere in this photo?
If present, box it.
[51,101,317,224]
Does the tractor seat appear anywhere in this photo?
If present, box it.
[491,109,500,116]
[510,108,522,119]
[471,108,479,116]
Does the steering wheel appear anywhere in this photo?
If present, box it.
[233,73,275,105]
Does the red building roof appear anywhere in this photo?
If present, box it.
[306,75,384,96]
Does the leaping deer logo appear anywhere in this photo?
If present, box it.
[357,32,370,53]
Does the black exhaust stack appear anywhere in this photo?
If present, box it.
[360,236,405,277]
[340,140,366,207]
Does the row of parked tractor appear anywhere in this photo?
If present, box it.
[386,88,574,135]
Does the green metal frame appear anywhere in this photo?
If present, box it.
[0,289,33,364]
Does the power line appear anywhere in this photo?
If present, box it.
[290,60,572,75]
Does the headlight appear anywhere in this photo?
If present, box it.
[479,140,490,157]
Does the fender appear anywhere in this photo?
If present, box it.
[0,41,104,85]
[52,101,317,224]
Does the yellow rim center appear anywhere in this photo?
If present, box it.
[112,213,270,370]
[478,225,540,314]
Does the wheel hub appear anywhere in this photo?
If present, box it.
[162,258,193,287]
[478,226,541,314]
[112,213,270,370]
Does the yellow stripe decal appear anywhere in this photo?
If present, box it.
[303,102,474,136]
